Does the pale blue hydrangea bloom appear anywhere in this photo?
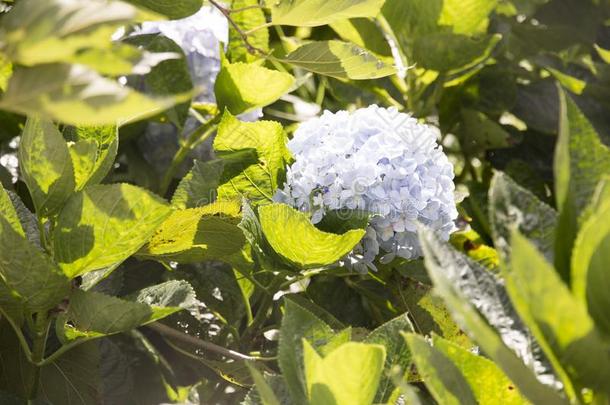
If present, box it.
[134,6,260,172]
[276,106,458,272]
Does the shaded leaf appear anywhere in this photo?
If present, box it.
[554,89,610,279]
[0,216,69,314]
[489,171,557,261]
[19,117,75,217]
[0,64,183,126]
[413,33,501,74]
[364,313,414,403]
[278,299,335,404]
[60,280,195,341]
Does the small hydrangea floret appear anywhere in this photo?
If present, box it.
[276,106,458,272]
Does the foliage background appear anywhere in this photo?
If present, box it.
[0,0,610,404]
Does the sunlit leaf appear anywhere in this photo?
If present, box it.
[259,204,365,269]
[267,0,384,27]
[282,41,396,80]
[53,183,171,278]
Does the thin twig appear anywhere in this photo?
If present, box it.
[208,0,267,56]
[147,322,275,362]
[244,22,272,36]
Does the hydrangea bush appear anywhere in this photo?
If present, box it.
[0,0,609,404]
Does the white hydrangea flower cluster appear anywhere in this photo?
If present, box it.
[275,106,458,272]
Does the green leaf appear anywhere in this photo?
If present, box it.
[0,64,183,126]
[392,277,472,349]
[458,109,512,153]
[381,0,442,45]
[282,41,396,80]
[489,171,557,261]
[60,280,195,341]
[418,228,567,404]
[138,200,246,264]
[64,125,119,190]
[432,335,529,404]
[259,204,365,269]
[330,19,392,57]
[0,183,23,236]
[303,340,385,405]
[38,339,133,404]
[244,374,292,405]
[246,365,281,405]
[405,333,476,405]
[171,159,225,208]
[0,0,150,66]
[438,0,498,35]
[278,299,336,404]
[0,319,35,398]
[364,313,414,403]
[267,0,384,26]
[53,183,171,278]
[124,34,193,128]
[0,216,69,314]
[123,0,202,19]
[215,56,294,115]
[212,112,292,204]
[572,194,610,337]
[413,33,501,74]
[18,117,75,217]
[228,0,269,62]
[554,89,610,280]
[507,232,610,395]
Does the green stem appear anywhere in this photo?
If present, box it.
[376,14,409,97]
[244,22,272,36]
[149,323,275,362]
[240,277,284,347]
[158,115,220,197]
[29,313,50,399]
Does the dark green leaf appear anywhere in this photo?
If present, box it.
[554,89,610,279]
[278,299,335,404]
[364,313,414,403]
[489,171,557,261]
